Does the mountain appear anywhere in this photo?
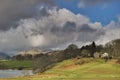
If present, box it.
[104,39,120,57]
[0,52,10,59]
[18,48,53,56]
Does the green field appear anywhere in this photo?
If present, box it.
[0,60,33,69]
[1,58,120,80]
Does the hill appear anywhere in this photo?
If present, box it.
[1,58,120,80]
[104,39,120,57]
[0,52,10,59]
[13,48,52,60]
[18,49,41,56]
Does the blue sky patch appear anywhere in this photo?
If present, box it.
[55,0,120,25]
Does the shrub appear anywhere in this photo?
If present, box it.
[117,58,120,64]
[0,62,7,69]
[33,55,52,73]
[74,59,90,65]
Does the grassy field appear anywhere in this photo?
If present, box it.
[0,60,33,69]
[1,58,120,80]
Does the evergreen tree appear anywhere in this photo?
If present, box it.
[90,41,96,57]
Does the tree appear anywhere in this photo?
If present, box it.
[81,49,90,57]
[64,44,80,59]
[49,50,65,62]
[33,54,52,73]
[13,54,24,60]
[33,53,44,59]
[67,44,78,50]
[24,54,32,60]
[90,41,96,57]
[80,42,96,58]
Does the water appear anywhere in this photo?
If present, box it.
[0,70,33,78]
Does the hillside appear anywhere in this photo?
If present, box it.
[1,58,120,80]
[18,48,45,56]
[0,52,10,59]
[104,39,120,57]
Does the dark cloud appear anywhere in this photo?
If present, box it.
[0,8,119,53]
[79,24,96,32]
[0,0,55,31]
[62,22,76,33]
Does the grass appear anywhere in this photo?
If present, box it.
[0,58,120,80]
[0,60,33,69]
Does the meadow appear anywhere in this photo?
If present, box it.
[0,60,33,69]
[1,58,120,80]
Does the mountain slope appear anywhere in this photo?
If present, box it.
[105,39,120,57]
[0,52,10,59]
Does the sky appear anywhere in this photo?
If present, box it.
[0,0,120,53]
[55,0,120,25]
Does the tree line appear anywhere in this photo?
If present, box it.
[13,39,120,73]
[13,41,100,73]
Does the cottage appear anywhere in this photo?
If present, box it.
[101,52,109,62]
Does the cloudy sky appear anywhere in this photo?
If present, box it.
[0,0,120,53]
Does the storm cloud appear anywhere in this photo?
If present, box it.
[0,8,119,53]
[0,0,54,31]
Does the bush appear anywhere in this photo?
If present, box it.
[33,55,53,73]
[74,60,85,65]
[0,62,7,69]
[117,58,120,64]
[74,59,90,65]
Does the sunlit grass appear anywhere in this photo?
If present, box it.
[0,60,33,69]
[1,58,120,80]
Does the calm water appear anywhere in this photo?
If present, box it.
[0,70,33,78]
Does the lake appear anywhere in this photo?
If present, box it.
[0,70,33,78]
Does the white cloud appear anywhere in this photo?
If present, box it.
[78,0,116,9]
[78,1,85,8]
[96,21,120,45]
[0,8,119,53]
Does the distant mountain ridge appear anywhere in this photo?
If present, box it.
[13,38,120,59]
[17,48,53,56]
[0,52,10,59]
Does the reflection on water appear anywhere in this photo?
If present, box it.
[0,70,33,78]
